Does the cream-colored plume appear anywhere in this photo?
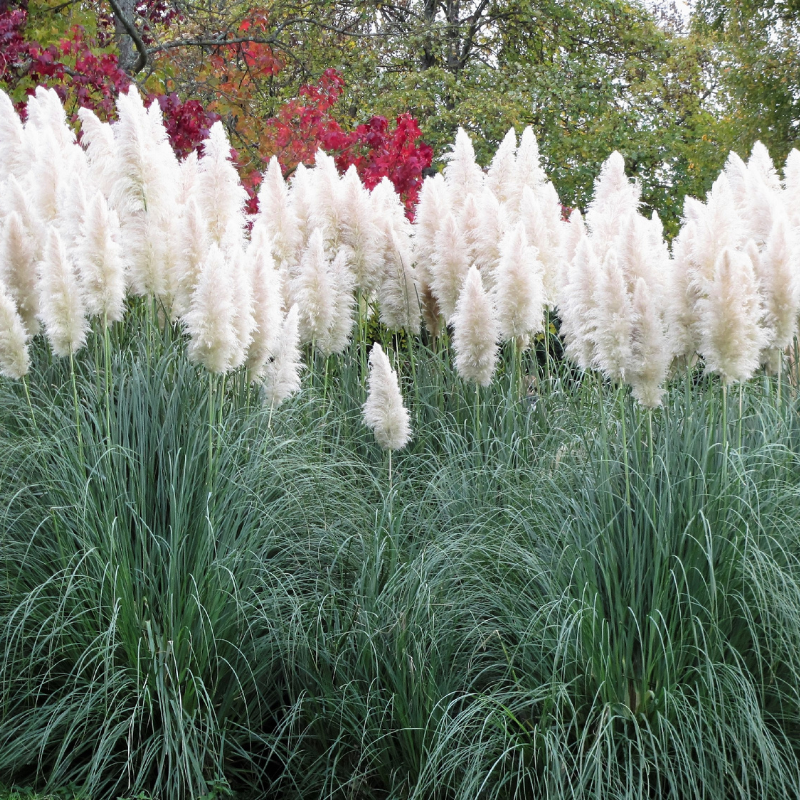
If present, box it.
[292,228,336,348]
[245,239,283,377]
[75,191,126,323]
[512,126,548,212]
[486,128,517,205]
[443,128,484,213]
[753,216,799,371]
[592,249,633,383]
[492,222,545,346]
[325,249,357,355]
[38,227,88,357]
[518,183,564,306]
[0,277,29,379]
[0,89,30,183]
[412,172,450,288]
[77,107,117,199]
[379,228,421,335]
[172,197,209,318]
[0,212,40,335]
[697,247,768,384]
[261,304,303,408]
[452,265,499,386]
[628,277,670,407]
[472,190,508,289]
[586,151,640,259]
[559,236,601,372]
[431,212,471,322]
[229,247,256,366]
[363,342,411,451]
[196,121,248,249]
[339,165,381,293]
[184,244,242,374]
[253,156,301,269]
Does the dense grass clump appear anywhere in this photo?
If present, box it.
[3,309,800,799]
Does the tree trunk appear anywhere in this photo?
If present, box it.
[114,0,137,73]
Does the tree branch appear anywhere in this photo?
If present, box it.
[106,0,148,73]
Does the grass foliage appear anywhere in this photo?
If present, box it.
[3,306,800,798]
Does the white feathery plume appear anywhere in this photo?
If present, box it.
[77,107,117,198]
[196,121,248,249]
[57,176,89,259]
[697,246,768,384]
[245,237,283,376]
[511,126,548,213]
[443,128,484,213]
[184,243,241,374]
[753,215,799,371]
[690,173,742,285]
[178,151,199,205]
[749,141,781,192]
[459,193,483,265]
[229,246,255,367]
[431,211,471,322]
[616,212,665,297]
[75,191,125,323]
[363,342,412,451]
[585,151,640,259]
[253,156,301,269]
[339,165,381,293]
[38,227,88,357]
[292,228,336,347]
[325,249,357,354]
[0,277,30,379]
[628,277,670,407]
[783,149,800,230]
[111,86,177,216]
[724,151,750,214]
[563,208,586,266]
[261,303,303,408]
[412,172,450,287]
[29,129,66,224]
[592,249,633,383]
[492,222,545,346]
[472,190,508,289]
[666,222,700,362]
[518,183,564,306]
[486,128,517,205]
[452,265,499,386]
[372,177,410,236]
[311,149,345,248]
[379,228,421,335]
[0,212,40,335]
[172,198,209,319]
[559,236,601,372]
[112,88,178,298]
[288,162,316,252]
[25,86,75,152]
[0,89,30,182]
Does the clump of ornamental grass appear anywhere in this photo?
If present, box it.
[0,305,329,799]
[416,383,800,800]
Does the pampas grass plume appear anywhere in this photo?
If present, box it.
[493,222,545,345]
[628,277,670,407]
[0,278,30,379]
[363,342,411,451]
[38,227,88,357]
[431,212,471,322]
[245,241,283,377]
[452,265,499,386]
[76,191,125,323]
[261,304,303,408]
[0,211,40,335]
[184,243,241,374]
[697,246,768,384]
[592,249,633,383]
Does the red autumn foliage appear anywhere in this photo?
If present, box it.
[1,9,433,217]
